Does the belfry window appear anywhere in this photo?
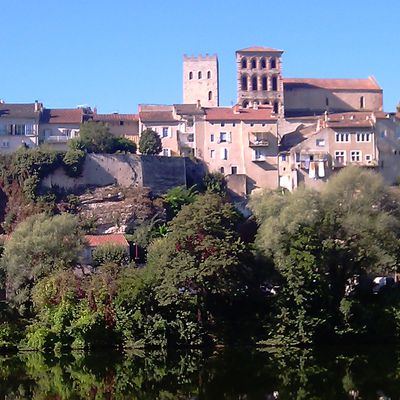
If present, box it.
[262,76,267,90]
[270,58,277,68]
[260,58,266,69]
[208,91,212,101]
[241,58,247,68]
[241,75,248,91]
[207,70,211,79]
[198,71,202,79]
[189,71,193,80]
[252,76,257,91]
[272,76,278,91]
[251,58,256,69]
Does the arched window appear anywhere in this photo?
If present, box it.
[273,101,279,114]
[252,76,258,91]
[189,71,193,80]
[198,71,202,79]
[241,75,248,91]
[251,58,256,69]
[360,96,365,109]
[272,76,278,91]
[242,100,249,108]
[208,91,212,101]
[262,76,267,90]
[207,70,211,79]
[260,58,266,69]
[270,58,277,69]
[241,58,247,69]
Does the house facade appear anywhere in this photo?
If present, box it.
[0,102,42,152]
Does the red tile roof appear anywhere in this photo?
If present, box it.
[237,46,283,53]
[93,113,138,122]
[41,108,84,124]
[85,234,129,248]
[205,106,277,122]
[321,112,374,128]
[283,76,381,91]
[139,111,176,122]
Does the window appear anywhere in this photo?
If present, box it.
[281,154,287,161]
[356,132,371,142]
[251,76,257,91]
[365,154,372,162]
[198,71,202,79]
[187,133,194,142]
[272,76,278,91]
[316,139,325,146]
[219,132,228,142]
[241,75,248,91]
[335,150,346,164]
[210,149,215,159]
[241,58,247,69]
[61,129,72,137]
[162,127,169,138]
[273,102,279,114]
[221,122,225,127]
[25,124,35,136]
[262,76,267,90]
[270,58,277,68]
[231,166,238,174]
[335,132,350,142]
[253,149,265,161]
[119,120,124,126]
[189,71,193,80]
[242,100,249,108]
[251,58,256,69]
[208,91,212,101]
[260,58,266,69]
[210,133,215,142]
[232,123,236,127]
[220,148,228,160]
[162,148,171,157]
[207,71,211,79]
[15,124,25,135]
[351,150,361,162]
[360,96,365,109]
[220,167,225,174]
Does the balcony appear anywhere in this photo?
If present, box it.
[46,135,70,143]
[249,132,269,147]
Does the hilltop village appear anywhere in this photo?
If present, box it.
[1,46,399,197]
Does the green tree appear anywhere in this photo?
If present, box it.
[163,185,198,219]
[251,167,400,343]
[138,129,162,155]
[92,243,129,267]
[146,193,248,345]
[1,213,84,315]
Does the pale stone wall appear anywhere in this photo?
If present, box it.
[284,87,383,116]
[183,54,219,107]
[42,154,187,194]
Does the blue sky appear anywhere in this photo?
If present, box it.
[1,0,398,113]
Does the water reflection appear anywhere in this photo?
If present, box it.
[0,347,399,399]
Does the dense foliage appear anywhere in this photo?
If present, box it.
[138,129,162,155]
[2,167,400,352]
[71,121,137,154]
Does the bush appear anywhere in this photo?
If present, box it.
[92,243,129,267]
[112,137,137,153]
[139,129,162,155]
[62,149,86,177]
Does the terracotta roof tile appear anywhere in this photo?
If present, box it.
[41,108,84,124]
[85,234,129,247]
[283,76,381,91]
[93,113,138,122]
[205,106,277,122]
[322,112,374,128]
[237,46,283,53]
[0,103,40,119]
[139,111,176,122]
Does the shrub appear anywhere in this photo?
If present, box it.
[139,129,162,155]
[92,243,129,267]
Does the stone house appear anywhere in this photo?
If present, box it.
[0,101,42,152]
[81,234,130,265]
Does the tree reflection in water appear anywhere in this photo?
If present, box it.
[0,347,399,399]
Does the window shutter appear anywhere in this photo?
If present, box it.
[168,127,172,138]
[220,148,225,160]
[227,132,232,142]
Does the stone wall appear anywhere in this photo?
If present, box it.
[42,154,188,194]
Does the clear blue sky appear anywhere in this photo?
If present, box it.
[1,0,399,113]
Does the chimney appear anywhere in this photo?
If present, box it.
[324,110,328,122]
[196,99,201,109]
[34,100,40,112]
[233,105,240,114]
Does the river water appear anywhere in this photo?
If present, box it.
[0,346,398,399]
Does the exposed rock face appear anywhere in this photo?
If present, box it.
[77,185,164,234]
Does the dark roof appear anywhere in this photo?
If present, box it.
[0,103,40,119]
[139,111,176,123]
[41,108,84,124]
[323,111,374,129]
[279,124,318,151]
[173,104,205,115]
[205,106,277,122]
[283,76,381,91]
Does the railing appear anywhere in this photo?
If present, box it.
[249,139,269,147]
[46,135,69,143]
